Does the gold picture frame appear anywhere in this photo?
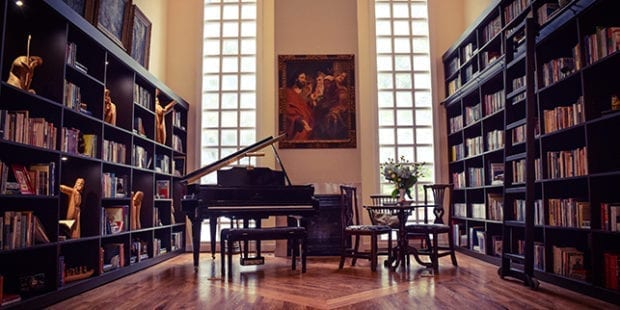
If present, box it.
[278,54,356,149]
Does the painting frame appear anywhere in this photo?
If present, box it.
[91,0,132,50]
[278,54,356,149]
[62,0,96,22]
[126,5,151,69]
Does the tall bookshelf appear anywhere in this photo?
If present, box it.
[0,0,187,308]
[443,0,620,304]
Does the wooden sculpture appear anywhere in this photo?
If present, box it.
[132,191,144,229]
[7,35,43,93]
[60,178,85,239]
[155,88,176,144]
[104,88,117,125]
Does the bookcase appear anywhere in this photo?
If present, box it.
[0,0,188,308]
[443,0,619,304]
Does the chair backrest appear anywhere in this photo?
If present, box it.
[423,184,454,224]
[369,194,398,206]
[340,185,360,227]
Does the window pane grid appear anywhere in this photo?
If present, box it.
[202,0,257,242]
[375,0,433,208]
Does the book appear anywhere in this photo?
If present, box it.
[103,206,129,234]
[156,180,170,199]
[11,164,35,195]
[490,162,504,185]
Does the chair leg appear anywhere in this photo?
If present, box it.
[301,237,307,273]
[448,230,458,267]
[291,238,297,271]
[370,234,378,272]
[432,231,439,272]
[352,235,361,266]
[220,232,226,277]
[227,238,234,278]
[339,234,347,269]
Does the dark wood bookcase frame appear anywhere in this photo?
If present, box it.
[442,0,620,304]
[0,0,188,308]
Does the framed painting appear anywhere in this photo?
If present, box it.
[127,5,151,69]
[62,0,96,22]
[278,54,356,149]
[92,0,132,50]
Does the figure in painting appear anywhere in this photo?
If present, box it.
[284,72,314,140]
[155,89,176,144]
[60,178,85,239]
[312,70,350,140]
[7,35,43,94]
[104,88,117,125]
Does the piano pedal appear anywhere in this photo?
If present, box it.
[240,256,265,266]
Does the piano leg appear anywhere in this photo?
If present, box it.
[192,217,202,270]
[210,216,218,259]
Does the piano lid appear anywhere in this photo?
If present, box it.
[181,134,289,185]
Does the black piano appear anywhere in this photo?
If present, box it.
[181,135,319,268]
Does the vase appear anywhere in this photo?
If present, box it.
[398,188,407,203]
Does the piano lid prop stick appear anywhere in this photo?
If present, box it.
[245,152,265,157]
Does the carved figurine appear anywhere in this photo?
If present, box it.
[611,94,620,111]
[155,89,176,144]
[104,88,117,125]
[7,35,43,93]
[60,178,85,239]
[132,191,144,229]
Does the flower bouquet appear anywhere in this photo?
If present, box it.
[380,156,426,201]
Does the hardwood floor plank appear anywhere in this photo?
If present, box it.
[46,253,618,309]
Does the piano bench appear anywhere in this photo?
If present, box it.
[220,226,307,277]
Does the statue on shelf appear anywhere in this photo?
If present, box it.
[104,88,117,125]
[131,191,144,229]
[611,94,620,111]
[155,88,176,144]
[7,35,43,94]
[60,178,85,239]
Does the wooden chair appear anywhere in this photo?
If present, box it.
[339,185,392,272]
[404,184,458,272]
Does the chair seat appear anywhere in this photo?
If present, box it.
[345,224,392,232]
[405,223,450,233]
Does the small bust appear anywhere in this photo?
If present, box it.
[611,94,620,111]
[104,88,117,125]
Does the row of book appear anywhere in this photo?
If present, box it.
[483,90,505,116]
[541,56,577,88]
[553,246,587,280]
[102,139,128,164]
[583,26,620,66]
[134,84,153,110]
[548,198,590,228]
[0,109,57,150]
[133,145,151,169]
[171,231,183,251]
[513,199,544,225]
[0,161,55,196]
[154,154,171,174]
[464,103,482,125]
[102,173,129,199]
[66,42,88,74]
[601,202,620,232]
[542,96,585,134]
[1,211,49,251]
[60,127,97,158]
[448,114,463,134]
[546,146,588,179]
[503,0,530,25]
[486,129,504,152]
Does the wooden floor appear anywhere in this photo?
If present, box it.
[48,252,617,309]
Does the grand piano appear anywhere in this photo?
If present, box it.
[180,134,319,268]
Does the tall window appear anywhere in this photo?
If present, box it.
[374,0,434,202]
[202,0,257,184]
[201,0,257,240]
